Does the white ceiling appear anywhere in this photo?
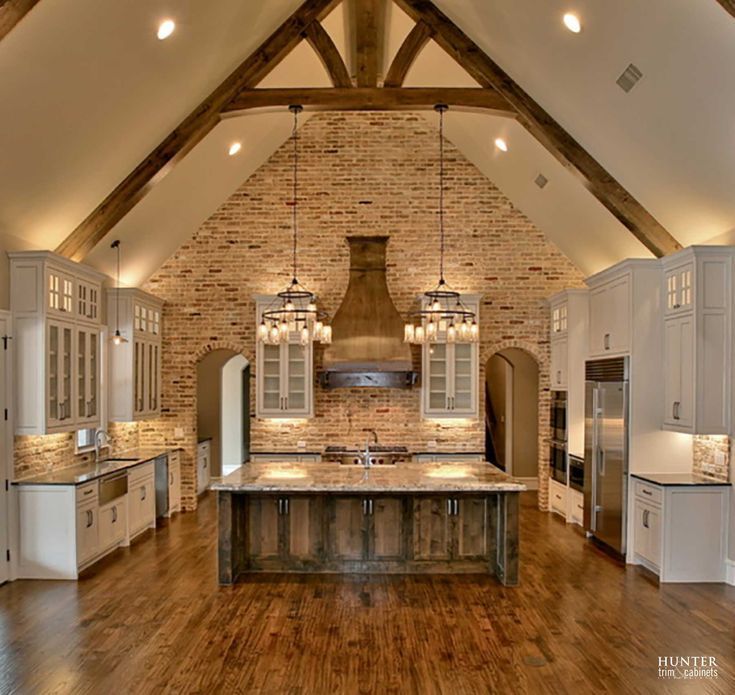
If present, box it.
[2,0,735,283]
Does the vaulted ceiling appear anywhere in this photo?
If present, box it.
[1,0,735,285]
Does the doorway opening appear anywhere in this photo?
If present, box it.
[485,348,539,486]
[196,350,250,479]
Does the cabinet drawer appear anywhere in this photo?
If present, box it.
[76,481,98,506]
[76,501,99,566]
[548,480,567,516]
[634,480,662,505]
[568,490,584,525]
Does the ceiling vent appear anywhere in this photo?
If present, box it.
[616,63,643,93]
[534,174,548,189]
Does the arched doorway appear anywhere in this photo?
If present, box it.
[485,348,539,487]
[196,349,251,479]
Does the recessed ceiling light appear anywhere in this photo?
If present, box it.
[494,137,508,152]
[157,19,175,40]
[228,142,242,156]
[563,13,582,33]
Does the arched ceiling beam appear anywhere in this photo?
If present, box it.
[0,0,41,41]
[393,0,682,257]
[222,87,514,115]
[304,21,352,87]
[55,0,341,262]
[384,20,432,87]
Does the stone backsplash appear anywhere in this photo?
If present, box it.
[692,435,730,482]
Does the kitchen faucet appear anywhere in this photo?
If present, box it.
[94,428,109,463]
[363,429,379,467]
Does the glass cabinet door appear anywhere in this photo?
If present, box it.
[88,332,98,418]
[47,322,60,425]
[134,340,145,415]
[261,344,282,412]
[452,343,474,412]
[284,343,307,412]
[425,343,449,413]
[77,329,87,420]
[60,323,73,423]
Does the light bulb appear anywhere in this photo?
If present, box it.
[285,301,295,312]
[269,325,280,343]
[228,142,242,156]
[427,320,437,341]
[447,324,456,343]
[563,12,581,33]
[458,322,469,341]
[404,323,415,343]
[321,325,332,344]
[307,302,317,314]
[494,137,508,152]
[470,320,479,342]
[414,325,425,344]
[314,321,323,340]
[257,321,269,342]
[279,319,289,339]
[431,300,441,312]
[157,19,175,40]
[300,326,310,346]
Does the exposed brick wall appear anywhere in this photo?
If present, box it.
[14,421,140,479]
[141,112,586,511]
[692,435,730,482]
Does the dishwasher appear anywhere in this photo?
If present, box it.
[154,454,169,520]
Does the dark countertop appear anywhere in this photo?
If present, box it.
[412,451,485,456]
[212,461,525,493]
[632,472,731,487]
[13,447,181,486]
[250,451,323,456]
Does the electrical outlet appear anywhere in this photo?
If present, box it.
[174,427,184,439]
[715,450,726,468]
[297,440,307,451]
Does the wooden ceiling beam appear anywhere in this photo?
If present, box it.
[222,87,515,115]
[304,21,353,87]
[0,0,41,41]
[394,0,682,257]
[384,20,432,87]
[715,0,735,18]
[353,0,385,86]
[55,0,340,262]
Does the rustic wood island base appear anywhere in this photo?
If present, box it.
[214,462,524,586]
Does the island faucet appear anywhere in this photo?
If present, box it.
[363,429,379,467]
[94,428,109,463]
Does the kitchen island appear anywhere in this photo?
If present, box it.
[213,461,526,586]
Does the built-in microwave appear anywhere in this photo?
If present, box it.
[550,391,567,442]
[550,440,567,484]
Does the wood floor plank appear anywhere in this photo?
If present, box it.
[0,493,733,693]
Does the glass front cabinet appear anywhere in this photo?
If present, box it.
[256,297,313,418]
[10,251,105,435]
[421,295,480,419]
[107,288,164,422]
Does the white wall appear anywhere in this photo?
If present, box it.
[221,355,248,475]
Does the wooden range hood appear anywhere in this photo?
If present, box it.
[320,236,417,388]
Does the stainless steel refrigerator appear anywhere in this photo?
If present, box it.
[583,357,629,555]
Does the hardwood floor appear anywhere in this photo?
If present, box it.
[0,493,733,694]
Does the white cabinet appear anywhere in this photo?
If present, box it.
[167,451,182,516]
[255,297,313,418]
[128,462,156,539]
[108,288,164,422]
[550,338,568,390]
[588,274,630,357]
[421,296,479,419]
[197,440,211,495]
[631,477,729,582]
[551,301,568,338]
[567,488,584,526]
[11,251,105,435]
[661,247,733,435]
[98,497,127,553]
[548,478,567,517]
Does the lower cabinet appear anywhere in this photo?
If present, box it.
[197,440,211,495]
[99,497,127,553]
[241,494,494,572]
[128,462,156,539]
[548,479,567,517]
[631,478,729,582]
[567,488,584,526]
[168,452,182,516]
[75,500,99,567]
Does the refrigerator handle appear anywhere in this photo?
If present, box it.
[598,448,606,477]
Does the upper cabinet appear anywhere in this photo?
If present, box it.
[107,288,164,422]
[255,297,314,419]
[421,295,480,419]
[10,251,106,435]
[661,247,733,435]
[588,274,630,357]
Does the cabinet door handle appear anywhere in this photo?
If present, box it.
[284,498,289,515]
[641,489,652,496]
[141,486,146,501]
[86,510,93,528]
[362,499,368,516]
[604,333,610,350]
[453,499,459,516]
[643,509,649,529]
[447,498,453,516]
[673,401,680,420]
[112,506,117,524]
[83,488,93,496]
[368,499,373,515]
[278,498,283,515]
[556,370,561,384]
[169,473,173,486]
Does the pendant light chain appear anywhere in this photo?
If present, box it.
[110,239,128,345]
[439,105,445,284]
[291,105,300,282]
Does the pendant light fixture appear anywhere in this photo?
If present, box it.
[110,239,128,345]
[257,105,331,347]
[404,105,478,345]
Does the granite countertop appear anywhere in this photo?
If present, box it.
[211,461,526,493]
[250,451,323,456]
[632,472,732,487]
[13,447,181,486]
